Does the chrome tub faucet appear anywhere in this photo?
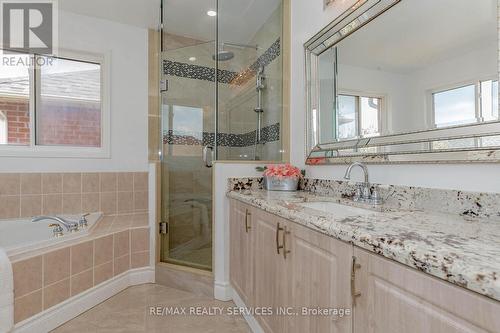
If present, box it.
[32,216,79,233]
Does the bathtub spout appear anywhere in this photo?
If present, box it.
[32,216,79,232]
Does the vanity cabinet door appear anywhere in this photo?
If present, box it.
[285,222,353,333]
[252,208,288,333]
[353,248,500,333]
[229,200,254,306]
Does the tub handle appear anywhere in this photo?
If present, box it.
[49,223,64,237]
[79,213,90,228]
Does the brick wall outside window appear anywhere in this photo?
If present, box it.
[0,96,101,147]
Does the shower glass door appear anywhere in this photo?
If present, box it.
[160,0,216,271]
[160,0,284,271]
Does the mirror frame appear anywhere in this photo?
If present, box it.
[304,0,500,165]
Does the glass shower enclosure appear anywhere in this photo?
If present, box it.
[159,0,284,271]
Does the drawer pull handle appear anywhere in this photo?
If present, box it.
[245,209,251,233]
[351,256,362,306]
[276,222,284,254]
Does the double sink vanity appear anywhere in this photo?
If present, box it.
[227,171,500,333]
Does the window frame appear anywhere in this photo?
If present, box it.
[429,77,499,150]
[0,48,110,158]
[429,76,498,129]
[336,90,384,142]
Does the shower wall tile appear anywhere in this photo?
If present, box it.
[0,171,149,219]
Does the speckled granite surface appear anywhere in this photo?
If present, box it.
[227,189,500,302]
[228,177,500,219]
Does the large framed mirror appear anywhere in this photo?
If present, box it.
[305,0,500,164]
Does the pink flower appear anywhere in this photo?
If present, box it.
[263,164,302,179]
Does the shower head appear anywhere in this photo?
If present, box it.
[212,50,234,61]
[212,42,258,62]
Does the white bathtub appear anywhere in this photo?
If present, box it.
[0,212,102,256]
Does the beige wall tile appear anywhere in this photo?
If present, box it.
[14,290,42,324]
[82,173,100,193]
[42,173,62,194]
[100,173,117,192]
[43,248,70,285]
[0,173,20,195]
[63,173,82,193]
[134,191,148,211]
[43,278,70,310]
[70,269,93,296]
[20,173,41,195]
[94,235,113,266]
[100,192,117,215]
[113,255,130,276]
[12,256,42,298]
[42,194,62,215]
[94,261,113,285]
[117,173,134,191]
[113,230,130,258]
[131,252,149,269]
[20,195,42,217]
[71,241,93,275]
[0,195,20,219]
[131,228,149,253]
[133,172,148,191]
[62,194,82,214]
[133,213,148,227]
[82,192,100,213]
[117,192,134,213]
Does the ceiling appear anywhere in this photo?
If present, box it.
[59,0,161,29]
[336,0,498,74]
[59,0,281,44]
[163,0,280,43]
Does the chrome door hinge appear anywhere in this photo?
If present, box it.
[160,79,168,92]
[159,222,169,234]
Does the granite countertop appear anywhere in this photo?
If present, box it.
[227,189,500,302]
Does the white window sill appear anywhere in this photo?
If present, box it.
[0,145,110,159]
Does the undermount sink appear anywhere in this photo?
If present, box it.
[298,201,376,219]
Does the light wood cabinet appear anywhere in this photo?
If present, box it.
[230,200,353,333]
[285,221,353,333]
[353,247,500,333]
[229,200,500,333]
[252,208,288,333]
[229,200,254,306]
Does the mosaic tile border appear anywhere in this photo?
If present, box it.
[163,123,280,147]
[163,60,237,84]
[163,38,281,86]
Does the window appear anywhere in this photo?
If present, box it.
[433,79,499,128]
[0,50,106,155]
[0,111,7,144]
[337,94,381,141]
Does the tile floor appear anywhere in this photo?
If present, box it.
[51,284,251,333]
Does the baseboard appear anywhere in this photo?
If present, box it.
[214,281,232,301]
[13,267,155,333]
[231,287,264,333]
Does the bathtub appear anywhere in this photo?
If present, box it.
[0,212,102,256]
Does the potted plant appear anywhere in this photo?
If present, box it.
[257,164,303,191]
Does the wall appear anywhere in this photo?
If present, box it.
[290,0,500,193]
[0,11,149,172]
[0,97,30,145]
[0,172,149,220]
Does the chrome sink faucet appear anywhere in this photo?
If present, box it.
[344,162,382,205]
[32,216,79,233]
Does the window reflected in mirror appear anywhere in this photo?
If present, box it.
[305,0,500,163]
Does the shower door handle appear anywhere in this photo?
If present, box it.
[203,145,214,168]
